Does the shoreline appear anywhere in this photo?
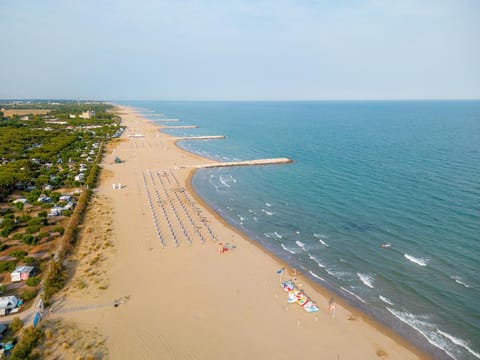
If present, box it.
[156,108,433,359]
[53,104,431,359]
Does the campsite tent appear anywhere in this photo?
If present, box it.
[0,296,19,315]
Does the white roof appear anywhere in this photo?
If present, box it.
[11,265,34,274]
[0,296,18,309]
[13,198,28,204]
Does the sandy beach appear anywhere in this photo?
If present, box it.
[48,106,430,360]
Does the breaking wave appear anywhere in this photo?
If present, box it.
[307,253,325,268]
[309,271,326,282]
[281,243,296,254]
[357,273,375,288]
[450,275,472,288]
[296,240,306,251]
[404,253,429,267]
[341,287,367,303]
[379,295,394,305]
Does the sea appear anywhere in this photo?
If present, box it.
[121,100,480,360]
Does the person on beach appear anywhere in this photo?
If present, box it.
[328,297,336,319]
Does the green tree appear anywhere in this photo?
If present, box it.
[14,201,24,211]
[26,276,41,287]
[9,317,23,334]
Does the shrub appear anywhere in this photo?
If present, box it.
[38,231,50,239]
[22,234,37,245]
[0,207,14,216]
[50,192,61,203]
[0,261,16,272]
[14,202,24,211]
[3,213,15,220]
[12,233,23,240]
[37,210,48,219]
[62,210,73,217]
[25,225,40,234]
[1,226,13,238]
[0,243,8,251]
[27,218,43,227]
[52,226,65,235]
[24,257,37,266]
[21,288,38,301]
[9,250,27,260]
[9,317,23,334]
[42,260,66,304]
[17,214,31,223]
[25,189,41,204]
[10,326,44,360]
[26,277,41,287]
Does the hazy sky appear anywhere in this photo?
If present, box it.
[1,0,479,100]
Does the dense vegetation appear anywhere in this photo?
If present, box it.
[0,100,118,353]
[0,101,118,200]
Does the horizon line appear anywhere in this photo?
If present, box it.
[1,97,480,103]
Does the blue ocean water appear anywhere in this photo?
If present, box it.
[123,100,480,360]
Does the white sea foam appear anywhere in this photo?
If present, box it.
[265,202,272,207]
[264,233,274,238]
[379,295,394,305]
[340,287,367,303]
[450,275,472,288]
[357,273,375,288]
[296,231,300,234]
[386,308,459,360]
[309,271,326,282]
[274,232,282,239]
[313,233,329,246]
[404,253,429,266]
[437,329,480,359]
[248,209,255,213]
[296,240,306,251]
[308,254,325,268]
[238,215,245,222]
[325,268,337,277]
[253,216,258,222]
[219,175,231,188]
[326,269,350,279]
[281,243,296,254]
[262,209,274,216]
[208,175,220,192]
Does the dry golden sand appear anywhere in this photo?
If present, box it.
[38,319,107,360]
[49,106,429,360]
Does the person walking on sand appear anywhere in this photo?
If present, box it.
[328,297,336,319]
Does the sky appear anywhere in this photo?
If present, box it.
[1,0,479,100]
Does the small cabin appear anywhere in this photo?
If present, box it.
[10,266,35,282]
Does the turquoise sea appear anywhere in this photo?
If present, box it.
[122,100,480,360]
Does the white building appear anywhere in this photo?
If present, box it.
[11,265,35,282]
[79,110,95,119]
